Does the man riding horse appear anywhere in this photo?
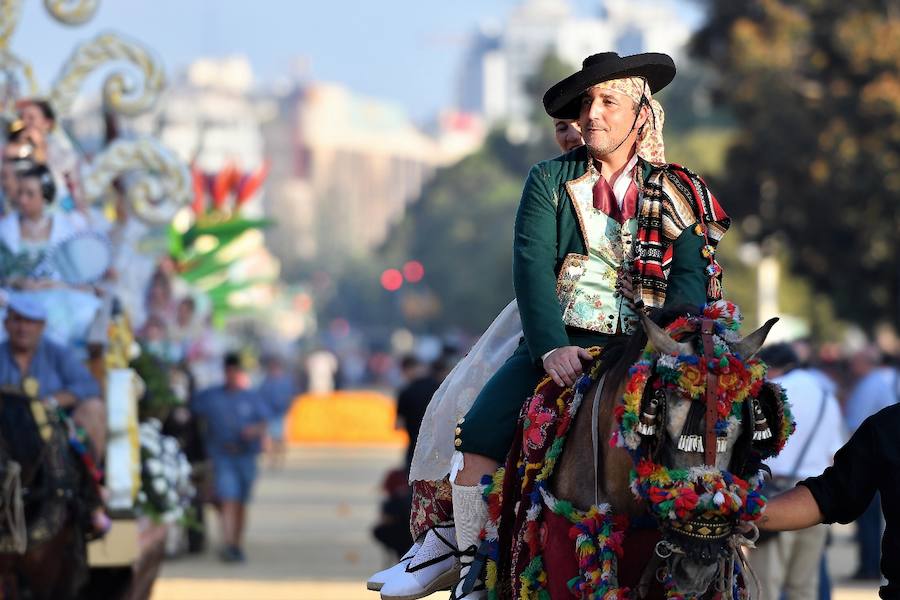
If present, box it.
[375,51,731,599]
[0,295,110,598]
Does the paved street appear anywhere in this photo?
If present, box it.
[153,445,441,600]
[152,446,881,600]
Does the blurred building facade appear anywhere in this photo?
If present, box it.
[260,81,484,276]
[458,0,693,136]
[68,54,488,290]
[157,58,265,208]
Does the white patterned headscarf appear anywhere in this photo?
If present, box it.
[592,76,666,165]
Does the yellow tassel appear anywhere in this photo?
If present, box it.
[29,401,52,443]
[486,561,498,590]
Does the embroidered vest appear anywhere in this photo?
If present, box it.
[557,170,639,335]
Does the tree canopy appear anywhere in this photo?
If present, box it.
[692,0,900,331]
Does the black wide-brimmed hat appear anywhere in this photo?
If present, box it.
[543,52,676,119]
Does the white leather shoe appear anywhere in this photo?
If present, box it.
[380,525,459,600]
[367,539,422,591]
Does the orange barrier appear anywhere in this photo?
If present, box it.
[285,391,409,446]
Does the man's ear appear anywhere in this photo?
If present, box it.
[636,102,651,131]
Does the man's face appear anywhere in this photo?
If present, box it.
[577,85,647,157]
[17,177,44,219]
[224,365,243,388]
[849,349,877,377]
[20,104,51,134]
[176,301,194,326]
[4,311,45,352]
[766,366,786,379]
[553,119,583,153]
[143,320,166,342]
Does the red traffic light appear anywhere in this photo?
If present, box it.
[381,268,403,291]
[403,260,425,283]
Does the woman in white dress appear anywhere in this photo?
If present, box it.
[0,164,107,347]
[0,163,79,287]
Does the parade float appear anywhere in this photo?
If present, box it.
[0,1,254,597]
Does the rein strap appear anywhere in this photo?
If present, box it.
[701,319,719,466]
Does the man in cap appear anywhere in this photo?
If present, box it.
[0,295,106,455]
[378,52,730,600]
[192,352,271,563]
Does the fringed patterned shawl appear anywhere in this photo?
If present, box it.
[636,162,731,309]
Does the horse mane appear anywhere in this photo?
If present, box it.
[598,303,705,388]
[0,389,44,473]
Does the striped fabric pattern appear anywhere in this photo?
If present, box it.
[635,163,731,308]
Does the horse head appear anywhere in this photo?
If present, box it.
[0,388,48,488]
[0,387,92,600]
[639,309,778,471]
[618,302,791,594]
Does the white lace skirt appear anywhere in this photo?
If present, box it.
[409,299,523,482]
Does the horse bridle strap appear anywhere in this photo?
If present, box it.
[700,319,719,467]
[591,374,607,508]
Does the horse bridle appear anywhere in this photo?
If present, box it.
[664,319,732,548]
[593,319,723,503]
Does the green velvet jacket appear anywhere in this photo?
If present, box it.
[513,145,721,363]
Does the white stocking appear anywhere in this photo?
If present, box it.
[450,482,488,599]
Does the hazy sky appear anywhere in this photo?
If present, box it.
[12,0,701,121]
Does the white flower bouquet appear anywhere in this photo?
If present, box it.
[138,418,195,525]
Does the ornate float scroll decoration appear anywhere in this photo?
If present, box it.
[83,137,191,225]
[0,49,39,112]
[0,0,23,48]
[0,0,39,114]
[49,31,165,118]
[43,0,99,26]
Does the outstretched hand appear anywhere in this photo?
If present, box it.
[543,346,593,387]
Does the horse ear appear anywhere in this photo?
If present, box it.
[733,317,779,359]
[640,312,694,356]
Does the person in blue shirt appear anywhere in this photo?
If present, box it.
[258,353,296,468]
[0,295,105,455]
[192,352,270,563]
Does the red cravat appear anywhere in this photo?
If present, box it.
[593,177,638,224]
